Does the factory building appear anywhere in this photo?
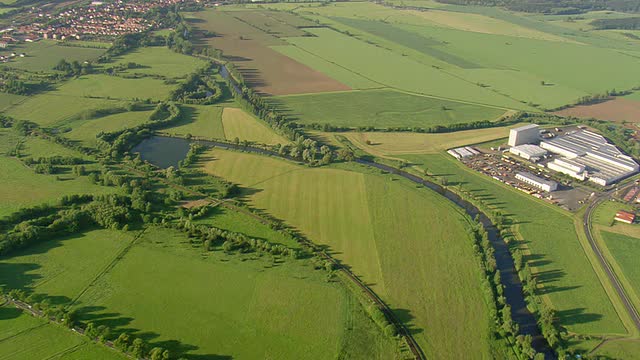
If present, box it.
[509,144,547,162]
[540,130,639,186]
[447,146,479,160]
[508,124,539,147]
[515,172,558,192]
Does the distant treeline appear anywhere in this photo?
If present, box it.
[591,16,640,29]
[434,0,640,14]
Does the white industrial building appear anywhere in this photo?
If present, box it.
[516,172,558,192]
[508,124,539,146]
[540,130,639,185]
[447,146,480,160]
[509,144,547,162]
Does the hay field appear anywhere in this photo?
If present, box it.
[200,149,496,359]
[0,40,106,72]
[111,46,207,78]
[222,107,288,144]
[555,98,640,123]
[341,125,514,156]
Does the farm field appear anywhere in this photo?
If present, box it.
[339,124,516,156]
[0,306,125,360]
[71,227,397,359]
[63,110,153,146]
[0,92,26,111]
[111,46,207,78]
[0,130,116,218]
[200,149,496,359]
[555,97,640,123]
[0,40,106,72]
[273,89,506,128]
[189,10,350,95]
[221,107,288,144]
[600,231,640,301]
[398,153,625,337]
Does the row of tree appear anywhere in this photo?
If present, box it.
[430,0,640,14]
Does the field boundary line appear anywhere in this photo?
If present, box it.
[67,228,147,308]
[0,322,47,344]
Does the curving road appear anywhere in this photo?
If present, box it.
[583,186,640,332]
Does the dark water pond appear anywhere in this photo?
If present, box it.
[132,136,192,168]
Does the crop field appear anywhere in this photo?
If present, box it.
[0,131,116,218]
[230,10,308,37]
[399,153,625,336]
[0,307,125,360]
[555,97,640,122]
[221,107,288,144]
[71,227,397,359]
[340,125,515,156]
[111,46,207,78]
[200,149,496,359]
[190,10,350,95]
[5,94,124,127]
[0,40,106,72]
[63,110,153,146]
[0,92,26,111]
[273,89,506,128]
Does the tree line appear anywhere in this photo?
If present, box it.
[170,64,224,105]
[591,16,640,29]
[431,0,640,14]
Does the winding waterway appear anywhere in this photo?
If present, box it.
[134,131,554,358]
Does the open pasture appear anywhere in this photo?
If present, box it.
[273,89,506,129]
[0,307,125,360]
[111,46,206,79]
[0,40,106,72]
[221,107,288,144]
[200,149,496,359]
[341,125,514,156]
[555,97,640,123]
[54,74,174,101]
[399,153,625,336]
[163,104,225,139]
[72,227,395,359]
[190,10,350,95]
[111,46,207,79]
[63,110,153,146]
[230,10,308,37]
[0,92,26,111]
[5,93,124,127]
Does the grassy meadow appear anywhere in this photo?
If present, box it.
[163,105,225,139]
[54,74,174,101]
[0,306,125,360]
[274,89,506,128]
[200,149,497,359]
[600,231,640,303]
[111,46,207,79]
[399,153,625,336]
[63,110,153,146]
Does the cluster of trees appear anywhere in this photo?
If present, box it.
[170,68,223,105]
[365,304,398,337]
[53,59,93,77]
[432,0,640,14]
[166,21,194,55]
[165,215,300,258]
[306,118,522,134]
[592,16,640,29]
[113,333,170,360]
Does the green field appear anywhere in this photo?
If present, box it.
[200,149,496,359]
[221,107,288,144]
[399,153,625,336]
[0,306,125,360]
[284,27,528,110]
[111,46,207,78]
[0,40,106,72]
[0,130,116,218]
[601,231,640,300]
[5,94,124,127]
[54,74,174,101]
[274,89,506,128]
[71,227,397,359]
[163,105,225,139]
[0,92,26,111]
[63,110,154,146]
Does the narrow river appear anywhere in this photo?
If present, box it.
[135,133,555,358]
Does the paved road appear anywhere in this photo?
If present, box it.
[583,185,640,332]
